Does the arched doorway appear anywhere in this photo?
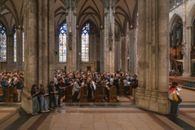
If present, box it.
[169,15,183,76]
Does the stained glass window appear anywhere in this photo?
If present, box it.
[13,29,17,62]
[22,32,24,62]
[81,23,90,62]
[59,23,67,62]
[0,23,6,62]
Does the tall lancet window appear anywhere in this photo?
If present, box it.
[59,23,67,62]
[13,28,17,62]
[81,23,90,62]
[0,23,7,62]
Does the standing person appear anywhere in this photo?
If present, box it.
[48,81,57,109]
[57,79,66,107]
[31,84,40,115]
[8,77,14,102]
[87,78,94,102]
[72,79,81,102]
[90,78,96,102]
[39,84,50,112]
[1,77,8,101]
[168,82,182,117]
[114,74,120,96]
[131,74,138,103]
[39,84,46,112]
[123,77,129,96]
[15,77,24,102]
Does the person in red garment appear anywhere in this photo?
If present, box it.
[168,82,182,117]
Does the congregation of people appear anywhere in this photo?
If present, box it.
[31,70,138,115]
[0,71,24,102]
[0,70,183,117]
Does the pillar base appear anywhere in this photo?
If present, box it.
[135,89,170,114]
[135,87,145,108]
[21,89,32,114]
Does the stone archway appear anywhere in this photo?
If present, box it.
[169,15,183,76]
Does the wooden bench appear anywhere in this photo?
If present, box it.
[65,86,72,102]
[109,86,118,102]
[95,86,104,102]
[80,86,88,102]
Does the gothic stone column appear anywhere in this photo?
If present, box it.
[100,28,104,72]
[135,0,170,114]
[128,28,136,74]
[67,4,77,72]
[22,0,50,113]
[183,24,192,77]
[135,0,146,108]
[103,2,115,73]
[49,0,55,80]
[16,27,23,70]
[6,32,14,70]
[157,0,170,114]
[38,0,49,87]
[22,0,38,114]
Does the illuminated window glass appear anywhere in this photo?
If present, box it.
[59,23,67,62]
[13,29,17,62]
[0,23,6,62]
[81,23,90,62]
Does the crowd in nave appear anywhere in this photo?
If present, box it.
[0,71,24,102]
[31,70,138,115]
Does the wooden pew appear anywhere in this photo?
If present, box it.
[109,86,118,102]
[65,86,72,102]
[80,86,88,102]
[94,85,104,102]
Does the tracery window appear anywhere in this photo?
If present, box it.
[81,23,90,62]
[13,29,17,62]
[59,23,67,63]
[0,23,6,62]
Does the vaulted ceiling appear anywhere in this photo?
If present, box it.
[0,0,24,32]
[54,0,67,28]
[76,0,104,30]
[55,0,137,34]
[0,0,137,34]
[115,0,137,33]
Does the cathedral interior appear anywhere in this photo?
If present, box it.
[0,0,195,130]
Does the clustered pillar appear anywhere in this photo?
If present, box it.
[135,0,170,114]
[22,0,50,113]
[103,0,115,73]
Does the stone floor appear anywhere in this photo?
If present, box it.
[0,89,195,130]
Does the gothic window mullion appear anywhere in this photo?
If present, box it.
[0,23,7,62]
